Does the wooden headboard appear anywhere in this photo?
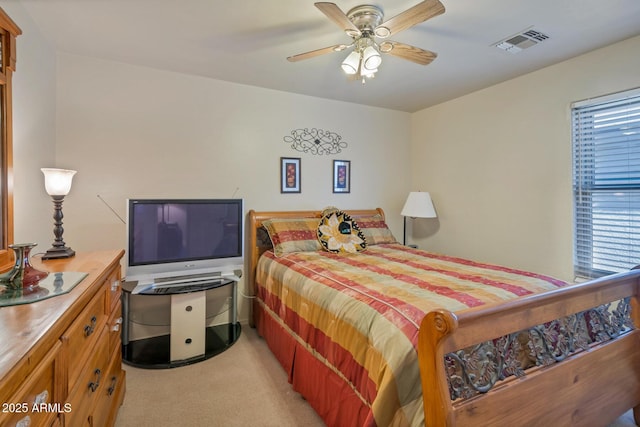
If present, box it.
[246,208,385,327]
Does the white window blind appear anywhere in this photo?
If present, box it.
[572,88,640,279]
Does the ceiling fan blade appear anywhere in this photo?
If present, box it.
[374,0,445,38]
[287,44,348,62]
[315,2,361,37]
[379,41,437,65]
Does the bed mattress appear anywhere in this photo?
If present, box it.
[255,244,566,426]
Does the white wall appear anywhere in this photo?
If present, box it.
[55,53,411,321]
[410,35,640,282]
[0,1,57,249]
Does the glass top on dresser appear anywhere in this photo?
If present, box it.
[0,271,88,306]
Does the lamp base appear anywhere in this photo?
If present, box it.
[42,246,76,260]
[403,216,407,245]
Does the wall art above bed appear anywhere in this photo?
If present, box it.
[283,128,347,155]
[280,157,301,193]
[333,160,350,193]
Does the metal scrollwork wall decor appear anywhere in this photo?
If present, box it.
[284,128,348,155]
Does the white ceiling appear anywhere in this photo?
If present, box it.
[18,0,640,112]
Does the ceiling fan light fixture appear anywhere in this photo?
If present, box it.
[362,45,381,70]
[291,1,445,82]
[341,50,361,75]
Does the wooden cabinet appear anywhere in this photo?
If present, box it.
[2,341,62,427]
[0,251,125,427]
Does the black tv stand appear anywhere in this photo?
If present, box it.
[121,278,241,368]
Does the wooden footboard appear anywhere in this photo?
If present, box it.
[418,270,640,426]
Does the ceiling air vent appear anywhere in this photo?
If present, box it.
[493,27,549,54]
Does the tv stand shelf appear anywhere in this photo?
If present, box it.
[121,278,240,368]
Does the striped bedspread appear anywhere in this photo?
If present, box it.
[256,244,566,426]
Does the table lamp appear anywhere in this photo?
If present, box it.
[41,168,77,260]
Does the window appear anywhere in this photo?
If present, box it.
[572,88,640,279]
[0,8,20,269]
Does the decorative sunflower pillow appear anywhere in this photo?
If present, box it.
[317,209,367,254]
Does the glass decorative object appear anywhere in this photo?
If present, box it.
[0,243,49,290]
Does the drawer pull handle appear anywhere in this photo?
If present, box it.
[34,389,49,405]
[111,316,123,332]
[16,415,31,427]
[88,368,101,392]
[111,280,121,291]
[84,316,98,337]
[107,375,117,396]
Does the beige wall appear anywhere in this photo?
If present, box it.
[410,35,640,282]
[54,53,411,321]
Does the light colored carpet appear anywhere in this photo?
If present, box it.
[115,323,324,427]
[115,324,637,426]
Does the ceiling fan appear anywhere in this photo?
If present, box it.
[287,0,446,83]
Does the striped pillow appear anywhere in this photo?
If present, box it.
[262,218,322,257]
[357,215,398,245]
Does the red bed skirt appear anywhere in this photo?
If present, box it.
[255,302,375,427]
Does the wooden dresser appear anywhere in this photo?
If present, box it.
[0,250,126,427]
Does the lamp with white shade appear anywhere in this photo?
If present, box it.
[41,168,77,260]
[401,192,437,246]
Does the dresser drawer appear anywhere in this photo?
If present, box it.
[92,346,125,427]
[64,326,110,427]
[1,341,62,427]
[61,289,107,388]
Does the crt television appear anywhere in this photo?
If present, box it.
[125,198,243,281]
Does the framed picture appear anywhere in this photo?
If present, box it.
[333,160,350,193]
[281,157,301,193]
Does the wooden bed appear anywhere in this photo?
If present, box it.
[247,208,640,426]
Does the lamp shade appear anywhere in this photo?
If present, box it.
[41,168,76,196]
[341,51,360,75]
[362,46,382,71]
[401,192,436,218]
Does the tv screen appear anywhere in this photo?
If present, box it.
[125,199,243,279]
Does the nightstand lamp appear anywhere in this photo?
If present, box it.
[401,191,437,246]
[41,168,77,260]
